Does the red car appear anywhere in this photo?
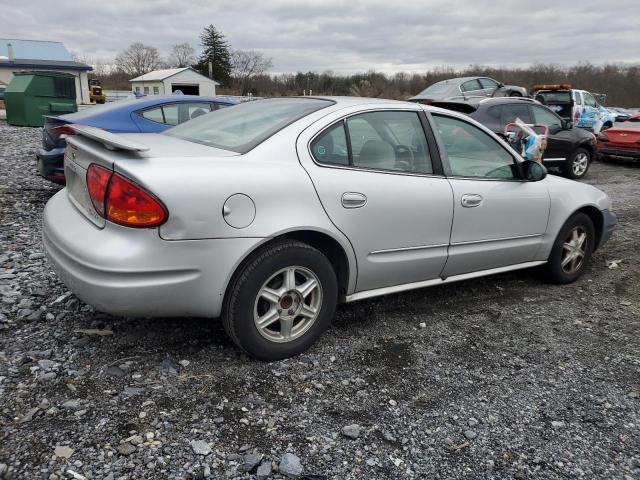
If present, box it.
[598,113,640,161]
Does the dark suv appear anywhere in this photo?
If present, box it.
[431,97,597,179]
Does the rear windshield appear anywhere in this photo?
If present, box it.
[535,91,572,103]
[165,98,334,153]
[417,81,450,96]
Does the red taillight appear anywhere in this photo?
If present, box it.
[48,125,76,136]
[86,164,112,216]
[85,163,167,228]
[106,173,167,227]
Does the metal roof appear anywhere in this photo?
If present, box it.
[130,67,220,85]
[0,38,91,71]
[0,38,73,61]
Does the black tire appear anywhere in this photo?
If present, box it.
[562,147,591,180]
[509,91,523,97]
[222,240,338,361]
[542,212,595,284]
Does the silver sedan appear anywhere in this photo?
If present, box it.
[43,97,616,360]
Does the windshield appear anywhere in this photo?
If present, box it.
[165,98,334,153]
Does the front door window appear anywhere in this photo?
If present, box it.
[431,114,517,178]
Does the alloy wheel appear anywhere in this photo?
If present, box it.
[572,152,589,177]
[561,226,587,274]
[253,266,323,343]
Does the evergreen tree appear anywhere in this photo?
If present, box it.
[196,25,232,85]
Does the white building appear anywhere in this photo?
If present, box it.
[0,38,92,104]
[130,68,219,96]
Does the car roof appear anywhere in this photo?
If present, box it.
[437,96,538,108]
[59,95,236,122]
[121,95,237,108]
[429,97,545,116]
[295,96,415,108]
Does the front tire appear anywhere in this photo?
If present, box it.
[563,148,591,179]
[222,240,338,360]
[542,213,595,284]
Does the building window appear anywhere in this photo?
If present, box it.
[144,86,149,94]
[153,86,159,95]
[135,86,141,93]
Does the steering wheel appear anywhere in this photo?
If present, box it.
[394,144,415,162]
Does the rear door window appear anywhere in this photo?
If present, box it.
[311,111,433,175]
[347,111,433,174]
[478,78,499,90]
[310,123,349,166]
[461,80,482,93]
[162,105,180,126]
[488,104,533,125]
[141,107,164,123]
[531,105,563,130]
[583,92,598,107]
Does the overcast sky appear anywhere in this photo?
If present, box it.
[3,0,640,73]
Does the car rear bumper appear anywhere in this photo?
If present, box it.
[36,147,66,183]
[43,190,263,318]
[598,147,640,159]
[598,209,617,249]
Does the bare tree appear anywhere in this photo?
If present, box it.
[115,42,161,78]
[169,43,196,68]
[91,59,112,79]
[230,49,273,94]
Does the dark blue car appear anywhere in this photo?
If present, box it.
[37,95,237,183]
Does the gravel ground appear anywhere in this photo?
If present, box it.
[0,122,638,480]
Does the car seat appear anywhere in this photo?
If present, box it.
[355,140,396,170]
[191,108,208,119]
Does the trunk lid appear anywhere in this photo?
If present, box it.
[64,129,238,228]
[605,124,640,145]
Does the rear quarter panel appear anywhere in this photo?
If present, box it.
[113,134,358,294]
[112,131,355,264]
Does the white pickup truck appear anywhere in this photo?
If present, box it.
[532,84,618,131]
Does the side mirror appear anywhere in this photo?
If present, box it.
[521,160,547,181]
[563,120,574,130]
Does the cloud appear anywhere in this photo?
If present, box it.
[3,0,639,73]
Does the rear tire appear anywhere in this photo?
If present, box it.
[222,240,338,361]
[509,91,523,97]
[542,213,595,284]
[562,148,591,179]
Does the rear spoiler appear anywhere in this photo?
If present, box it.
[69,124,149,152]
[430,101,478,114]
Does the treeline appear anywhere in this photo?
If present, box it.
[99,62,640,107]
[236,63,640,107]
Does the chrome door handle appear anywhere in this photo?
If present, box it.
[342,192,367,209]
[461,194,483,208]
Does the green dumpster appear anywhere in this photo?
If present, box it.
[5,72,77,127]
